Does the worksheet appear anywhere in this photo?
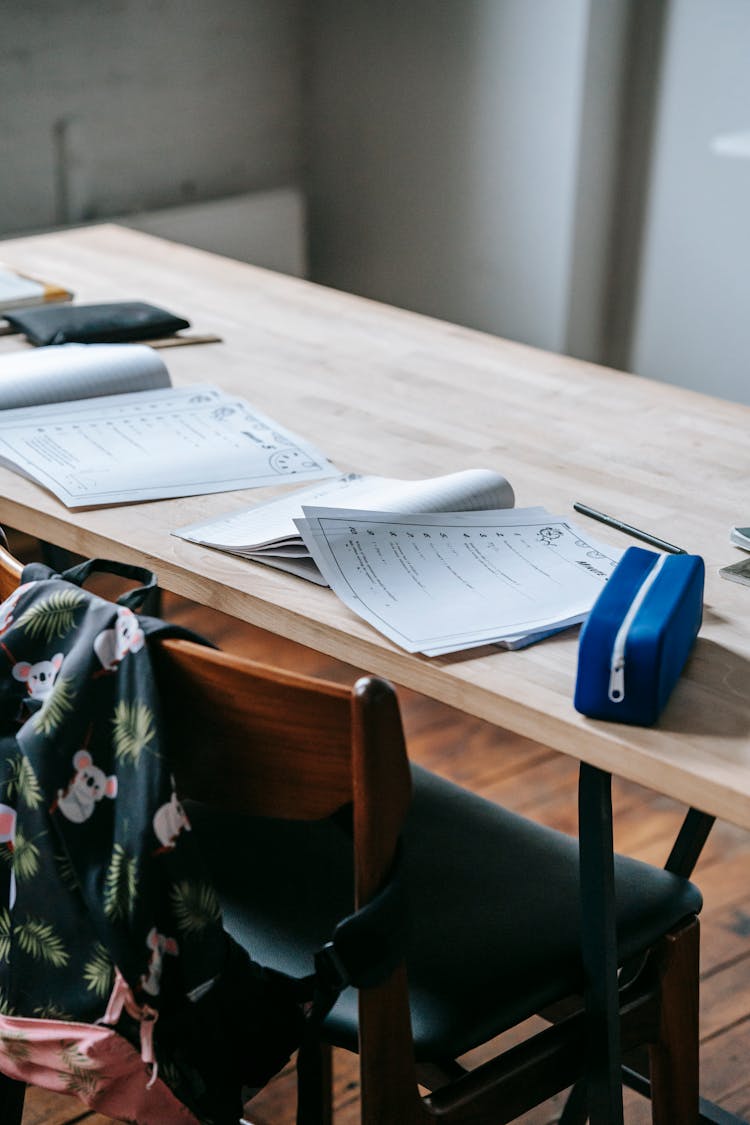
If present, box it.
[295,507,621,654]
[0,384,337,507]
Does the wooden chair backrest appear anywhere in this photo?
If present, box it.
[153,638,357,820]
[153,637,412,904]
[0,543,23,601]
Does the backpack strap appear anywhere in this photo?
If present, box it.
[58,557,161,614]
[21,557,162,615]
[296,842,407,1124]
[314,840,407,997]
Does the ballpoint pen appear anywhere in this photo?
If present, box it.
[572,503,686,554]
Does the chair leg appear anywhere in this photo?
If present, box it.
[648,918,700,1125]
[0,1073,26,1125]
[558,1077,589,1124]
[296,1038,334,1125]
[320,1042,333,1125]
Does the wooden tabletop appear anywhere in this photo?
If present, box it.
[1,224,749,828]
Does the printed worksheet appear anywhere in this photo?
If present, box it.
[296,507,621,654]
[0,384,337,508]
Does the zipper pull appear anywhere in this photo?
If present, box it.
[608,659,625,703]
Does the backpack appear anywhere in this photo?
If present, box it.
[0,558,403,1125]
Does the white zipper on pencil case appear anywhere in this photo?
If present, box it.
[608,554,669,703]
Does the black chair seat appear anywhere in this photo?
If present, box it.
[190,765,701,1062]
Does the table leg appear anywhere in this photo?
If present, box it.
[578,762,624,1125]
[664,807,716,877]
[571,801,746,1125]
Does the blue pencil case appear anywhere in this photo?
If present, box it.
[574,546,704,726]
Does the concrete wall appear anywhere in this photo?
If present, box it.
[304,0,600,355]
[121,187,307,276]
[0,0,303,235]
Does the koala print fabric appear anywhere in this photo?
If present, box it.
[0,561,304,1125]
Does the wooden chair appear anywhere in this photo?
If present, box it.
[0,540,702,1124]
[0,539,21,600]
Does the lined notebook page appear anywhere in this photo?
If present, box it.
[0,343,170,410]
[176,469,516,551]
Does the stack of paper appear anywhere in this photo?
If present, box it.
[295,507,621,654]
[174,471,621,654]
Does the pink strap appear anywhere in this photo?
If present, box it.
[100,970,160,1087]
[140,1008,159,1088]
[99,969,130,1026]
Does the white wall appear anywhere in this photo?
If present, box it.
[304,0,601,354]
[628,0,750,404]
[304,1,750,405]
[0,0,303,236]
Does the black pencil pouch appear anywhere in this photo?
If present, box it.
[4,301,190,345]
[574,546,704,726]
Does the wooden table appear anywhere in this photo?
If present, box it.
[1,225,748,1122]
[1,223,748,832]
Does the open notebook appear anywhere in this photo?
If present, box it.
[174,469,516,584]
[0,345,337,507]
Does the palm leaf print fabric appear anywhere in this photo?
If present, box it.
[0,562,303,1124]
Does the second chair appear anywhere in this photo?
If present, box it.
[156,637,702,1124]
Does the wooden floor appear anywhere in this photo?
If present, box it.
[11,536,750,1125]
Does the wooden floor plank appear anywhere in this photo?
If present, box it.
[700,897,750,975]
[700,953,750,1041]
[700,1019,750,1109]
[19,1086,92,1124]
